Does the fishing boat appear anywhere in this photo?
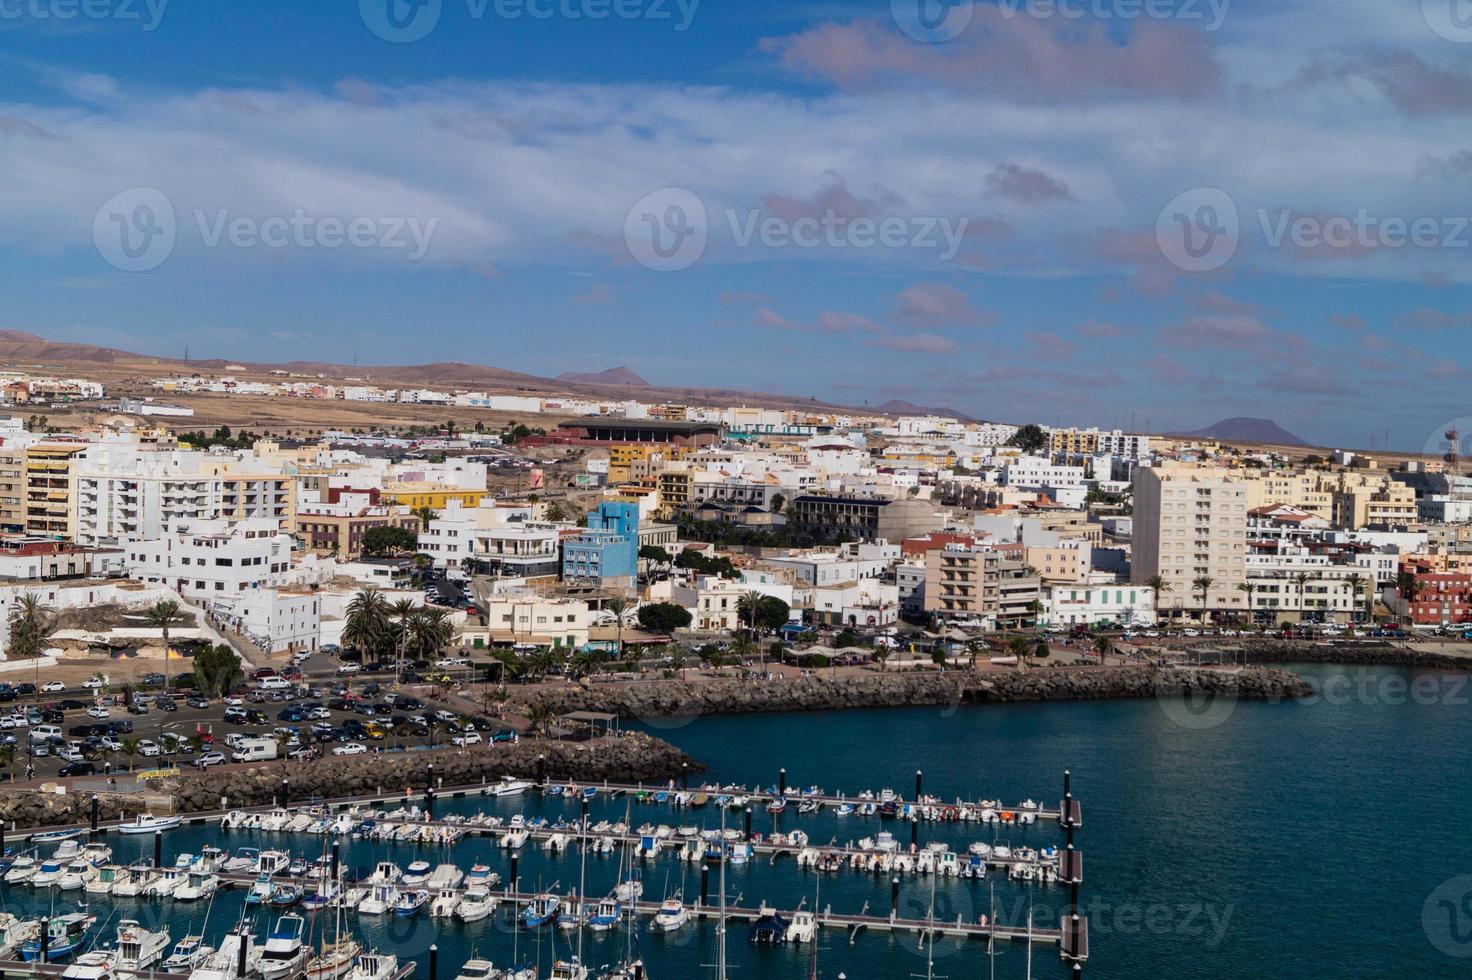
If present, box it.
[356,884,397,916]
[256,850,291,877]
[81,843,112,866]
[429,887,460,918]
[20,912,97,962]
[766,797,787,815]
[114,919,171,971]
[464,863,497,888]
[367,861,402,886]
[301,879,340,911]
[786,908,816,943]
[117,813,182,835]
[161,936,213,973]
[147,867,184,898]
[548,960,588,980]
[455,887,495,922]
[586,897,621,932]
[30,829,81,845]
[392,889,428,916]
[348,952,406,980]
[85,865,122,896]
[267,883,302,908]
[176,870,219,901]
[258,915,309,980]
[110,863,150,898]
[520,893,561,929]
[244,873,275,907]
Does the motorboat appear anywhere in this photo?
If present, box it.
[349,952,405,980]
[401,861,431,887]
[367,861,401,886]
[748,904,789,944]
[548,960,588,980]
[258,915,309,980]
[357,884,398,916]
[785,909,816,943]
[455,887,495,922]
[223,848,259,874]
[4,855,38,883]
[31,859,66,887]
[256,850,292,877]
[301,879,340,911]
[392,889,428,916]
[245,873,276,906]
[117,813,182,835]
[114,920,171,971]
[175,870,220,901]
[268,883,302,908]
[161,936,213,973]
[61,950,116,980]
[59,859,98,891]
[614,878,642,902]
[464,863,497,888]
[586,898,621,932]
[487,777,531,797]
[146,867,184,898]
[20,912,97,962]
[654,895,689,932]
[426,864,464,889]
[189,927,260,980]
[520,893,561,929]
[110,864,150,898]
[430,887,460,918]
[0,913,34,959]
[85,865,123,896]
[81,843,112,866]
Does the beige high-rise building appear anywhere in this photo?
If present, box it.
[0,447,23,533]
[1132,464,1249,620]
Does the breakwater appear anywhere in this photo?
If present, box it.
[1229,639,1472,671]
[505,664,1312,720]
[157,732,697,813]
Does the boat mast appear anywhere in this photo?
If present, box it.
[576,802,588,967]
[717,806,728,980]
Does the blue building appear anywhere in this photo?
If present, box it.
[561,501,640,584]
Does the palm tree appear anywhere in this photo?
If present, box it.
[413,505,437,530]
[407,608,453,660]
[1292,571,1315,624]
[570,649,603,680]
[1235,581,1258,627]
[1006,635,1031,668]
[121,738,140,773]
[1192,576,1214,626]
[1344,573,1367,624]
[144,600,184,691]
[343,589,391,655]
[1092,635,1114,661]
[605,596,629,665]
[873,644,892,672]
[667,645,688,681]
[730,633,757,669]
[1144,575,1171,625]
[525,702,556,738]
[8,593,57,697]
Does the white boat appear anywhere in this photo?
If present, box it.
[0,913,33,959]
[110,864,150,898]
[456,887,495,922]
[85,865,123,896]
[786,909,816,943]
[114,919,171,971]
[426,864,464,889]
[189,927,260,980]
[61,951,116,980]
[487,777,532,797]
[357,884,397,916]
[59,859,98,891]
[4,856,38,884]
[82,843,113,866]
[348,952,405,980]
[162,936,213,973]
[258,915,309,980]
[501,829,529,850]
[146,868,184,897]
[117,813,182,835]
[548,960,588,980]
[393,889,429,916]
[654,896,689,932]
[175,870,219,901]
[367,861,401,886]
[401,861,431,887]
[429,887,460,918]
[614,879,643,902]
[255,850,291,876]
[31,859,65,887]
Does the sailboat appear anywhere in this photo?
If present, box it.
[307,863,361,980]
[599,820,647,980]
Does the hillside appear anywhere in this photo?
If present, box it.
[555,367,649,386]
[1172,417,1310,447]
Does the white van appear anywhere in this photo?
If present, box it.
[29,724,62,743]
[255,677,290,692]
[230,736,278,763]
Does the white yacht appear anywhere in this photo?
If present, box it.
[4,856,38,884]
[455,887,495,922]
[347,952,403,980]
[31,859,65,887]
[146,867,184,897]
[189,928,260,980]
[654,895,690,932]
[486,776,531,797]
[61,951,116,980]
[367,861,401,887]
[429,887,460,918]
[401,861,431,887]
[85,865,123,896]
[59,858,98,891]
[114,920,171,971]
[258,915,309,980]
[110,864,151,898]
[175,870,220,901]
[356,884,398,916]
[162,936,213,973]
[785,909,816,943]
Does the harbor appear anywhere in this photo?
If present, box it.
[0,766,1090,980]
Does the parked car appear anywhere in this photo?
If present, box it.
[80,676,108,690]
[451,731,482,747]
[185,696,210,710]
[332,742,367,756]
[86,706,110,720]
[40,681,65,694]
[194,751,226,769]
[58,761,97,777]
[136,740,161,758]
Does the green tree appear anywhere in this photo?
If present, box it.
[1292,571,1315,623]
[1344,573,1371,622]
[1235,581,1257,626]
[1192,576,1214,625]
[636,602,691,632]
[1007,635,1031,668]
[193,644,242,698]
[343,589,391,654]
[873,644,892,672]
[362,526,418,556]
[605,596,629,664]
[667,645,688,681]
[121,738,140,773]
[1145,575,1170,624]
[525,702,556,738]
[8,593,57,698]
[1007,423,1047,454]
[145,599,184,692]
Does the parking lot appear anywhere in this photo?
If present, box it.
[2,662,515,784]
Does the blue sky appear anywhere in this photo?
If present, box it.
[2,0,1471,448]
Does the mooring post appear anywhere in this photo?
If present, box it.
[700,864,710,907]
[537,755,546,787]
[778,768,786,796]
[90,795,100,833]
[428,945,438,980]
[910,815,918,849]
[890,878,900,919]
[744,807,752,841]
[39,920,49,964]
[681,762,688,790]
[915,770,923,800]
[282,777,289,806]
[153,829,163,869]
[331,841,340,881]
[236,932,248,978]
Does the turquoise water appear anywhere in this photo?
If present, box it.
[2,664,1468,978]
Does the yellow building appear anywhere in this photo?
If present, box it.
[0,447,22,532]
[1048,427,1100,455]
[23,443,85,539]
[607,445,686,485]
[382,481,487,511]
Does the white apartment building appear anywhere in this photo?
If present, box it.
[672,576,747,632]
[474,592,589,649]
[123,518,293,599]
[1243,551,1369,623]
[1004,457,1088,490]
[420,501,562,576]
[220,587,322,654]
[1132,465,1249,619]
[1096,430,1152,460]
[758,542,900,587]
[811,579,900,627]
[1043,582,1157,627]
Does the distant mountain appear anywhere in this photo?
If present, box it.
[555,367,649,386]
[873,399,976,422]
[1172,417,1310,447]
